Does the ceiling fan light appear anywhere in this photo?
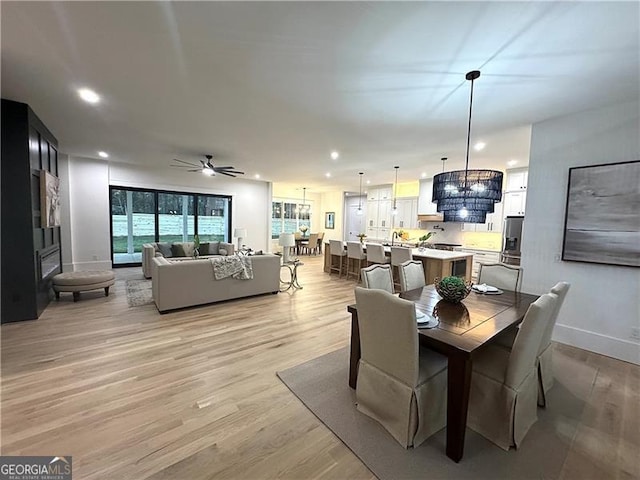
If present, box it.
[202,168,214,176]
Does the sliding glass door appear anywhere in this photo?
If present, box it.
[110,187,232,266]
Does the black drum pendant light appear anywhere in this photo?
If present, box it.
[432,71,503,223]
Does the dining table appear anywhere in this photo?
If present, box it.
[346,285,539,462]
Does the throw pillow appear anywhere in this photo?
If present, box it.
[209,241,220,255]
[171,243,188,257]
[219,248,227,256]
[199,242,210,255]
[157,242,173,258]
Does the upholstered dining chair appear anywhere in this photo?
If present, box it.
[390,246,412,290]
[316,232,325,253]
[354,287,448,448]
[467,293,558,451]
[329,240,347,278]
[361,264,394,293]
[346,241,367,282]
[398,260,426,292]
[478,262,523,292]
[366,243,389,266]
[300,233,319,255]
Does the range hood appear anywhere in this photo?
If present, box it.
[417,213,444,222]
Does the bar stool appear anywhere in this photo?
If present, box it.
[366,242,390,267]
[346,241,367,282]
[391,246,412,290]
[329,240,347,278]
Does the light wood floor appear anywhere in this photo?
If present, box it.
[1,255,638,479]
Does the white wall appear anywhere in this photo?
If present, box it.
[61,159,271,270]
[67,157,112,270]
[523,100,640,364]
[319,190,345,242]
[57,154,74,271]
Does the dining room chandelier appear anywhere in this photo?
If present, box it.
[432,70,503,223]
[356,172,364,216]
[296,187,310,214]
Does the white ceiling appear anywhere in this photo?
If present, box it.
[2,1,638,192]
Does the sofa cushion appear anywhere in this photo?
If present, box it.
[220,242,235,256]
[157,242,173,258]
[171,242,194,257]
[208,241,220,255]
[199,242,210,255]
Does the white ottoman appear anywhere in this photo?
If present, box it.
[52,270,115,302]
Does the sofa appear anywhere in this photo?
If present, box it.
[142,241,235,278]
[151,253,281,312]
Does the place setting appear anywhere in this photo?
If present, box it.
[472,283,504,295]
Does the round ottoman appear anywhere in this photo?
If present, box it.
[52,270,115,302]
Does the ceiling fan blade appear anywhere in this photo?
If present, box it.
[173,158,199,167]
[214,166,236,170]
[170,164,196,169]
[217,171,237,177]
[217,169,244,175]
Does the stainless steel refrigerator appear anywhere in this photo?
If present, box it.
[501,216,524,265]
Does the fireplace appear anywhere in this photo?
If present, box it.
[39,244,61,280]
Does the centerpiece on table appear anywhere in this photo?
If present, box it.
[299,225,309,237]
[434,276,472,304]
[357,233,367,244]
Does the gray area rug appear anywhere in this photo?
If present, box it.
[125,279,153,307]
[277,347,597,480]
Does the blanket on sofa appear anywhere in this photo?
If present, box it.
[211,256,254,280]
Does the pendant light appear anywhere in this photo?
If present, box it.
[356,172,364,216]
[297,187,310,214]
[391,166,399,215]
[432,71,503,223]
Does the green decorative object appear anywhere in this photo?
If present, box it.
[435,276,472,303]
[193,234,200,258]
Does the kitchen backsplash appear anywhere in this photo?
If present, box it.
[395,223,502,251]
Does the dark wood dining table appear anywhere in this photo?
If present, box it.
[347,285,539,462]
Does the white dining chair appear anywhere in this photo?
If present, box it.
[478,263,523,292]
[354,287,448,448]
[398,260,426,292]
[467,293,557,450]
[361,264,394,293]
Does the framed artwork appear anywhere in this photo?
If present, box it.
[325,212,335,229]
[562,160,639,267]
[40,170,61,228]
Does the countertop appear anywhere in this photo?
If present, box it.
[455,246,502,253]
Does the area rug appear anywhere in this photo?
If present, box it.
[277,347,597,480]
[125,279,153,307]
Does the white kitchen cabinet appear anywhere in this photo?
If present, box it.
[461,200,503,232]
[365,193,393,241]
[417,179,438,215]
[505,168,528,192]
[393,198,418,229]
[456,248,501,280]
[367,186,393,201]
[503,191,526,216]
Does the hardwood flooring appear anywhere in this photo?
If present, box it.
[1,255,638,479]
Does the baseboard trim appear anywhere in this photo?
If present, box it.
[73,260,113,271]
[554,323,640,365]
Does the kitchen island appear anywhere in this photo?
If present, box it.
[322,243,473,284]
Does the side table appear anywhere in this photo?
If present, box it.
[280,260,304,291]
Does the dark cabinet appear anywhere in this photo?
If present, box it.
[1,99,60,323]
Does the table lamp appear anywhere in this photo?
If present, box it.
[278,233,295,263]
[234,228,247,251]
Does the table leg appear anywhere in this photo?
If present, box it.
[349,312,360,389]
[446,355,472,462]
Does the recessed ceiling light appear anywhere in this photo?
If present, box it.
[474,141,486,151]
[78,88,100,104]
[421,172,427,178]
[507,160,518,167]
[330,151,339,160]
[98,151,109,158]
[325,172,331,178]
[254,174,260,179]
[345,192,349,196]
[366,180,370,184]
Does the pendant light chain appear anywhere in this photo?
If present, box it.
[356,172,364,215]
[392,166,399,214]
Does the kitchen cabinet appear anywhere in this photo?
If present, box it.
[503,191,526,216]
[417,179,439,215]
[461,200,503,232]
[366,188,393,241]
[456,248,501,280]
[367,186,393,201]
[393,197,418,229]
[505,168,528,192]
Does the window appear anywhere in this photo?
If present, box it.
[271,198,312,239]
[110,186,232,266]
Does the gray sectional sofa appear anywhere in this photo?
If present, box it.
[142,241,235,278]
[151,253,281,312]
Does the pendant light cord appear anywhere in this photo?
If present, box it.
[463,70,480,203]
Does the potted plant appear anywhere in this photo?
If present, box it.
[193,234,200,258]
[299,225,309,237]
[435,276,472,303]
[418,232,436,250]
[357,233,367,244]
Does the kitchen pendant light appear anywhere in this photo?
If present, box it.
[356,172,364,216]
[296,187,310,214]
[432,70,503,223]
[391,166,399,215]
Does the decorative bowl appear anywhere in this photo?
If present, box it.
[434,276,472,304]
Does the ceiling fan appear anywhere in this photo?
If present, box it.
[170,155,245,177]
